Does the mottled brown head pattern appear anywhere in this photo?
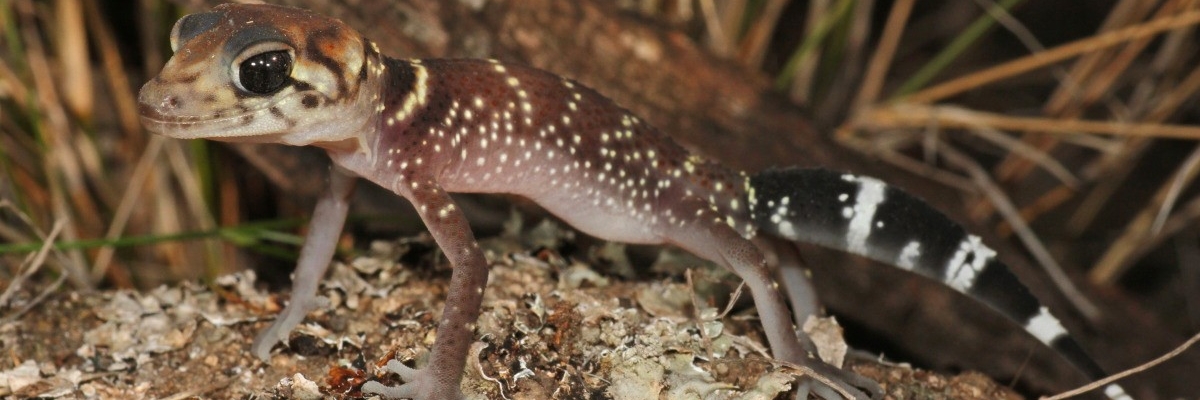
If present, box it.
[138,3,382,148]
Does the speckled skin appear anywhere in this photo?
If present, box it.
[138,4,1130,400]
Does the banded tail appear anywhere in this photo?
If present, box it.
[748,167,1131,400]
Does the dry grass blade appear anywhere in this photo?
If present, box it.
[903,10,1200,104]
[0,60,31,103]
[164,140,223,277]
[55,0,91,120]
[984,0,1152,218]
[1115,191,1200,276]
[992,0,1193,196]
[813,0,872,125]
[787,0,834,104]
[866,104,1200,139]
[839,130,977,192]
[736,0,792,68]
[1,0,232,289]
[83,0,143,140]
[1073,0,1192,112]
[1090,144,1200,285]
[1062,53,1200,235]
[15,0,93,288]
[0,202,68,324]
[90,136,167,282]
[697,0,732,58]
[907,105,1082,187]
[891,0,1025,99]
[849,0,913,113]
[1151,148,1200,234]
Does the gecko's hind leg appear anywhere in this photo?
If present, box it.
[665,197,880,400]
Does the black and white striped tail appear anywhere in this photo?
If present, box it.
[748,167,1131,400]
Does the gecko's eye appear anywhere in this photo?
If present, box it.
[237,50,293,95]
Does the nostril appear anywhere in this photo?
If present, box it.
[160,96,180,110]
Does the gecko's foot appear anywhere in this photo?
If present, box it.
[250,295,330,360]
[793,360,883,400]
[361,359,462,400]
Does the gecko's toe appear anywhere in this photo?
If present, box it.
[362,380,420,399]
[383,359,422,381]
[794,360,882,400]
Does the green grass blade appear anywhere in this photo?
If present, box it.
[891,0,1025,99]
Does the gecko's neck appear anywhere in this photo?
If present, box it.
[313,41,391,157]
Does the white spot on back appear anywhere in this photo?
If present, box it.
[777,221,798,240]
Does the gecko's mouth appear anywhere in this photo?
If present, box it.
[139,106,285,143]
[137,90,300,143]
[138,86,368,149]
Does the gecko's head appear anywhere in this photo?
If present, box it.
[138,3,382,147]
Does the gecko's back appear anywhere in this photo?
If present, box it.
[346,57,754,246]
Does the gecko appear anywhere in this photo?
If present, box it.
[137,4,1132,400]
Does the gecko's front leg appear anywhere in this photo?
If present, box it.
[252,167,357,360]
[362,176,487,400]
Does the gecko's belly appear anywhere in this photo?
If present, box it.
[534,195,664,245]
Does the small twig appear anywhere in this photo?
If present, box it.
[1041,330,1200,400]
[717,280,746,320]
[473,342,511,400]
[0,214,67,323]
[1006,346,1037,390]
[685,269,716,361]
[1151,144,1200,234]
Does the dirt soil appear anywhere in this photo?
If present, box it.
[1,223,1023,399]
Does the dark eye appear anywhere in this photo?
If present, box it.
[238,50,292,95]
